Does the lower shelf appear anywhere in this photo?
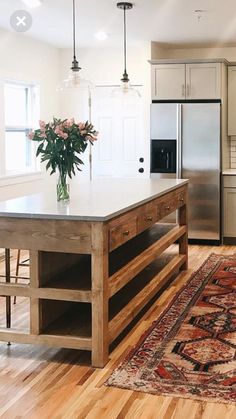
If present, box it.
[109,254,186,342]
[43,302,91,339]
[0,328,91,350]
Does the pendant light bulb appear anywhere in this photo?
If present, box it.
[122,81,130,93]
[111,2,141,100]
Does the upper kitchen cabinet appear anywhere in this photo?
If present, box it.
[151,61,222,101]
[228,67,236,135]
[151,64,185,100]
[186,63,221,100]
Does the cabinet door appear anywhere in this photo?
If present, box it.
[228,67,236,135]
[151,64,185,100]
[186,63,221,99]
[224,188,236,237]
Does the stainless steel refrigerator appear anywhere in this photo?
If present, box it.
[151,102,221,242]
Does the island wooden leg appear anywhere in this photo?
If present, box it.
[5,249,11,346]
[91,223,109,368]
[30,250,42,334]
[179,201,188,270]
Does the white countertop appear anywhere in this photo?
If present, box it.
[0,178,188,221]
[222,169,236,175]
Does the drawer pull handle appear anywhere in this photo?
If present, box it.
[146,216,153,221]
[123,230,130,236]
[165,206,170,210]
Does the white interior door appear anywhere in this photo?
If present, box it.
[92,86,144,178]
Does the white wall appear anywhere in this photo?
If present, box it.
[0,28,60,201]
[59,43,152,178]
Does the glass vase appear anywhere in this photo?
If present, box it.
[57,172,70,202]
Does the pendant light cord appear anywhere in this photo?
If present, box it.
[73,0,76,60]
[116,2,140,96]
[71,0,81,71]
[123,6,127,76]
[120,3,129,82]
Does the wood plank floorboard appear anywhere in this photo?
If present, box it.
[0,246,236,418]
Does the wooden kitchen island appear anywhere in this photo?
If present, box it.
[0,178,188,367]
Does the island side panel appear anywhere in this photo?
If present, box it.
[0,218,91,254]
[178,184,188,270]
[91,222,109,367]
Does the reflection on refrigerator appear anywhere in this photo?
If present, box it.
[151,102,221,242]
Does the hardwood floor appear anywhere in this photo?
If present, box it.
[0,245,236,418]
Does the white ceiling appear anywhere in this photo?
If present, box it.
[0,0,236,48]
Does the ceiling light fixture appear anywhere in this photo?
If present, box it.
[59,0,92,90]
[112,2,140,99]
[194,9,207,23]
[22,0,43,8]
[94,31,108,41]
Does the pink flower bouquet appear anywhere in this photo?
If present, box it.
[28,118,98,201]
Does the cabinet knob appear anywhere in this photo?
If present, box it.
[165,206,170,210]
[123,230,130,236]
[139,168,144,173]
[139,157,144,163]
[145,216,153,222]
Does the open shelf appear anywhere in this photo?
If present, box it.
[37,247,179,345]
[42,301,91,339]
[109,250,177,319]
[35,224,177,303]
[110,223,176,275]
[42,255,91,291]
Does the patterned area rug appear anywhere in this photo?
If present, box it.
[106,254,236,404]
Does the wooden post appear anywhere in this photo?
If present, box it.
[5,249,11,345]
[178,186,188,270]
[91,222,109,367]
[30,250,42,334]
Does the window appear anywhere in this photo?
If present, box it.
[0,81,40,177]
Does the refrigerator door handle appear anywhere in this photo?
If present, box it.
[177,104,182,178]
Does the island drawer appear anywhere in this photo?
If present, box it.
[109,217,138,251]
[156,188,186,220]
[176,188,187,207]
[137,202,157,233]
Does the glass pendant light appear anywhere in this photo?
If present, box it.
[59,0,92,91]
[112,2,141,99]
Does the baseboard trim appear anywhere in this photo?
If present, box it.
[188,239,221,246]
[223,237,236,245]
